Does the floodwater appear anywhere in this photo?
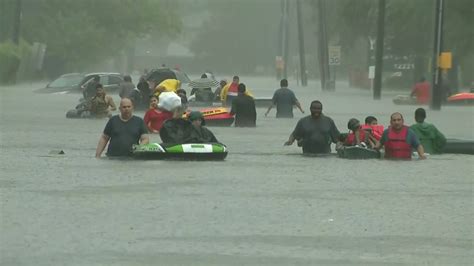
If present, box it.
[1,77,473,265]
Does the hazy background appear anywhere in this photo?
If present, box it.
[1,0,472,90]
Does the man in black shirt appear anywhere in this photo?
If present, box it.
[230,83,257,127]
[265,79,304,118]
[284,100,340,154]
[96,98,149,157]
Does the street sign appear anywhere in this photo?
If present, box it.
[328,46,341,65]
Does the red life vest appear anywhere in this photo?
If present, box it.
[345,129,368,145]
[384,126,412,159]
[361,124,384,140]
[227,83,239,96]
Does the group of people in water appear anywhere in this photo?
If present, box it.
[92,72,446,160]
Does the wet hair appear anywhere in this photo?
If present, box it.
[233,75,239,80]
[415,108,426,123]
[124,75,132,82]
[220,80,227,86]
[280,79,288,87]
[176,89,187,96]
[347,118,360,131]
[365,116,377,124]
[390,112,404,120]
[310,100,322,107]
[201,74,208,78]
[93,75,100,81]
[419,76,426,82]
[238,83,246,93]
[95,83,103,89]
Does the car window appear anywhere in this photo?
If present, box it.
[99,75,109,85]
[48,75,84,87]
[108,75,123,85]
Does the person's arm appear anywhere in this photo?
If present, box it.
[295,100,304,114]
[140,134,149,144]
[95,134,110,158]
[143,111,155,132]
[284,133,296,146]
[285,121,302,145]
[265,104,274,117]
[139,120,149,144]
[374,130,387,150]
[408,128,426,159]
[416,144,426,159]
[107,96,116,111]
[220,84,229,105]
[329,119,341,144]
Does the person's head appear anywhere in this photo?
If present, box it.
[219,80,227,87]
[119,98,134,118]
[232,76,240,84]
[176,88,187,96]
[189,111,205,127]
[347,118,361,131]
[414,107,426,123]
[419,76,426,83]
[201,73,208,79]
[310,100,323,118]
[95,83,105,96]
[390,112,404,130]
[365,116,378,125]
[149,95,158,109]
[93,75,100,82]
[238,83,246,94]
[124,75,132,83]
[280,79,288,88]
[171,105,186,119]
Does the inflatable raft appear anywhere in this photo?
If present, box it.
[186,107,235,127]
[393,93,474,106]
[337,146,381,159]
[442,139,474,155]
[131,143,228,160]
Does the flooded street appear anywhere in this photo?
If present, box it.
[1,78,473,265]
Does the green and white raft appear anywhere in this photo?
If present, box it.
[337,146,381,159]
[131,143,228,160]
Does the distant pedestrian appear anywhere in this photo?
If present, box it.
[230,83,257,127]
[410,77,430,104]
[265,79,304,118]
[119,75,135,99]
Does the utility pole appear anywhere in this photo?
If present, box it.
[373,0,385,100]
[12,0,22,45]
[282,0,290,79]
[296,0,307,86]
[431,0,444,110]
[317,0,329,90]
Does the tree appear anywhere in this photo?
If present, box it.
[19,0,181,73]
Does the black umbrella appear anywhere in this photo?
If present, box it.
[145,68,190,85]
[188,77,219,89]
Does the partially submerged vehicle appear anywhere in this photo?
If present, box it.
[36,72,124,94]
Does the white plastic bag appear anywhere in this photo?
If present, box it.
[158,91,182,111]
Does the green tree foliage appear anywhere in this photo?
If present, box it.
[20,0,181,70]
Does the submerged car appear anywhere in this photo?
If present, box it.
[36,72,124,94]
[35,73,84,93]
